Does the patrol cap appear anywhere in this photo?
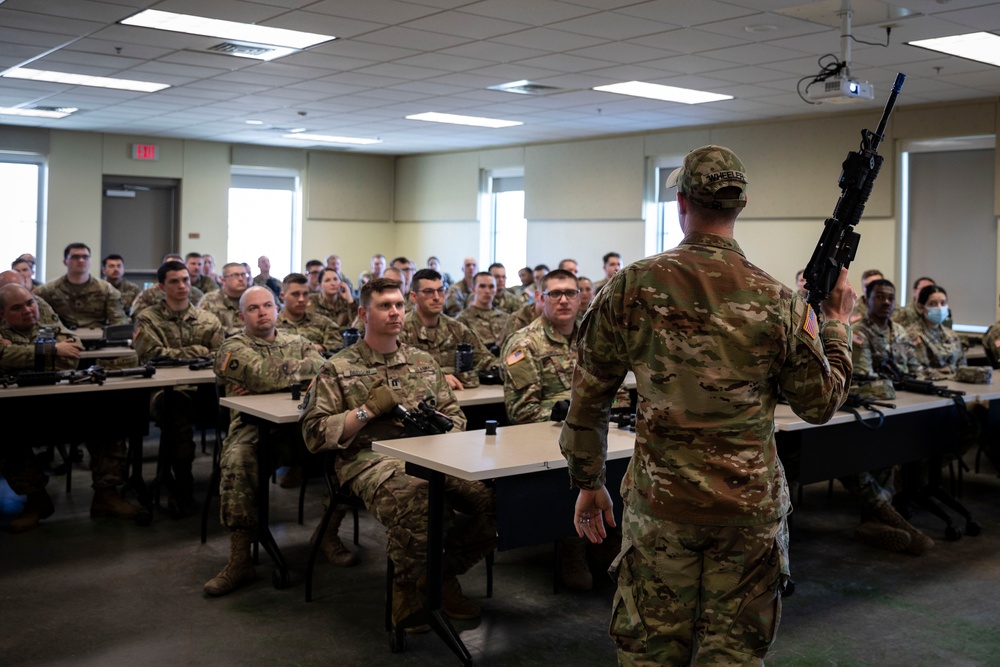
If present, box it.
[666,145,748,209]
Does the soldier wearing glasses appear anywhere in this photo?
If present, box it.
[199,262,250,337]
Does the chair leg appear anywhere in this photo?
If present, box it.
[298,473,308,525]
[486,550,494,598]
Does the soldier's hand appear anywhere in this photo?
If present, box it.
[444,373,464,391]
[821,267,856,325]
[365,384,397,418]
[55,341,82,359]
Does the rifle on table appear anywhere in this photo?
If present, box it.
[610,407,636,432]
[803,73,905,312]
[878,360,966,401]
[1,364,156,388]
[150,356,214,371]
[81,324,134,350]
[840,390,896,428]
[393,398,455,437]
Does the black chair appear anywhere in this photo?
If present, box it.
[304,451,361,602]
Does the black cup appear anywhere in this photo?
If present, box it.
[485,420,498,436]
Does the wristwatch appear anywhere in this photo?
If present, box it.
[355,406,370,423]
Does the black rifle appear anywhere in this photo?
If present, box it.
[81,324,135,350]
[392,398,455,436]
[878,359,966,400]
[150,356,214,371]
[840,391,896,428]
[2,364,156,388]
[610,407,636,432]
[803,72,905,312]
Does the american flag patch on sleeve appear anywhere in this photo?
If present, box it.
[802,304,819,340]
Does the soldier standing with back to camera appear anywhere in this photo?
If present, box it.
[560,145,855,665]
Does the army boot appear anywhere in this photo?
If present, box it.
[90,487,139,520]
[874,502,935,555]
[204,529,257,596]
[559,536,593,591]
[854,520,911,552]
[279,465,303,489]
[310,507,359,567]
[392,579,429,634]
[8,491,55,534]
[417,571,481,620]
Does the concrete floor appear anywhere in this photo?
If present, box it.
[2,442,1000,667]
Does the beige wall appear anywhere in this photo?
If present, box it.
[6,96,997,312]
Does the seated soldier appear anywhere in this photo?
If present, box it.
[305,260,324,293]
[577,276,595,320]
[277,273,341,354]
[134,260,223,516]
[456,271,508,353]
[131,253,206,319]
[893,276,936,330]
[845,278,934,555]
[444,256,477,317]
[202,253,224,289]
[199,262,249,338]
[500,269,628,590]
[308,267,358,345]
[301,277,496,633]
[186,252,218,295]
[101,254,141,317]
[0,270,64,328]
[204,286,350,596]
[500,298,543,348]
[905,284,964,375]
[487,263,522,314]
[399,268,495,391]
[0,283,141,523]
[324,254,355,298]
[592,252,621,293]
[849,269,884,325]
[34,242,129,329]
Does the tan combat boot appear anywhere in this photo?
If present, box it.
[278,465,303,489]
[417,571,482,620]
[7,491,55,534]
[559,536,593,591]
[310,507,359,567]
[90,487,139,520]
[873,502,935,556]
[392,579,429,634]
[204,529,257,596]
[855,520,912,552]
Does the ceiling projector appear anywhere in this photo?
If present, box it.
[806,77,875,104]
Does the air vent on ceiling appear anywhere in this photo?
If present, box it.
[488,80,562,95]
[208,42,277,57]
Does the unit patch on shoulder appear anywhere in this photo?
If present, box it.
[852,332,865,346]
[220,352,237,371]
[505,348,525,366]
[802,304,819,340]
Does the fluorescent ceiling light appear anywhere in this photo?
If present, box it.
[908,32,1000,68]
[2,68,169,93]
[406,112,522,128]
[593,81,732,104]
[0,106,77,118]
[121,9,335,50]
[282,133,382,145]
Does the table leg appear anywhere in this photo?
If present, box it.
[256,421,289,589]
[424,469,474,667]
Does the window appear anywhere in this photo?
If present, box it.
[649,164,683,254]
[481,171,525,270]
[0,155,45,273]
[228,171,299,279]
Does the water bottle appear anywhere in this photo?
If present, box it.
[34,326,57,372]
[454,342,473,373]
[342,327,360,348]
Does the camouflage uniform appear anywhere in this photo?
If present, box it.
[398,310,495,389]
[891,302,920,329]
[906,318,965,376]
[215,330,325,528]
[849,294,868,325]
[851,316,924,379]
[105,278,140,316]
[277,309,341,352]
[34,296,66,329]
[558,233,852,665]
[131,284,205,320]
[300,340,496,598]
[983,321,1000,366]
[34,276,129,328]
[444,280,473,317]
[253,274,282,300]
[593,277,610,293]
[0,323,129,490]
[494,288,522,315]
[307,292,358,330]
[191,273,218,295]
[198,290,242,338]
[456,304,509,350]
[134,301,223,499]
[500,304,538,346]
[501,316,578,424]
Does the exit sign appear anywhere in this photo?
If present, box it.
[132,143,159,161]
